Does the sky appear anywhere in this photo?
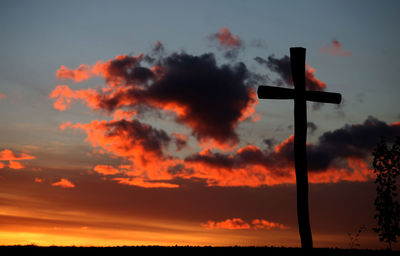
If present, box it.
[0,0,400,249]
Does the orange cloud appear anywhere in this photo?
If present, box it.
[56,64,94,82]
[34,177,44,183]
[61,119,181,185]
[51,51,258,148]
[49,85,101,111]
[322,39,352,56]
[202,218,289,230]
[0,149,35,161]
[0,93,7,99]
[93,165,120,175]
[305,64,327,90]
[0,149,35,170]
[309,157,374,184]
[213,28,242,49]
[251,219,289,230]
[112,109,137,121]
[8,161,24,170]
[112,177,179,188]
[52,178,75,188]
[202,218,250,230]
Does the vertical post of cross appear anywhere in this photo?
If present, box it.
[291,47,313,249]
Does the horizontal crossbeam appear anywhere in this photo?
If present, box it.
[257,85,341,104]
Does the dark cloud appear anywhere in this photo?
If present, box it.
[279,116,400,171]
[106,119,171,157]
[255,55,292,86]
[103,55,153,85]
[146,53,254,144]
[145,41,166,63]
[254,55,326,91]
[184,116,400,173]
[99,52,256,145]
[185,151,235,169]
[313,116,400,158]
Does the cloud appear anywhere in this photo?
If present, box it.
[139,53,255,146]
[0,149,35,169]
[52,178,75,188]
[93,165,120,175]
[112,177,179,188]
[184,116,398,186]
[61,119,182,184]
[208,28,244,59]
[0,93,7,99]
[0,149,35,161]
[56,64,94,82]
[254,55,327,91]
[49,85,100,111]
[322,39,352,56]
[307,116,400,171]
[201,218,288,230]
[34,177,44,183]
[51,52,258,148]
[201,218,250,230]
[251,219,290,230]
[8,161,25,170]
[62,119,171,164]
[209,28,242,49]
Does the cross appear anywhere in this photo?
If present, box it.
[257,47,342,250]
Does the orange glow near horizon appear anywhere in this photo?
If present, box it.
[0,212,382,249]
[0,206,299,247]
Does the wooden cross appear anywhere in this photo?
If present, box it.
[257,47,342,250]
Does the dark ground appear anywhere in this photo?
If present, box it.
[0,246,399,256]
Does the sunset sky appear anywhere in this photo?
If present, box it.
[1,0,400,249]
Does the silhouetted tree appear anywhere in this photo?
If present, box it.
[373,137,400,250]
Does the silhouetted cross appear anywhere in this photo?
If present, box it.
[257,47,342,250]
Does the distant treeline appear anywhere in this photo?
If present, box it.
[0,245,398,256]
